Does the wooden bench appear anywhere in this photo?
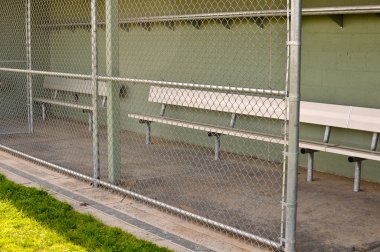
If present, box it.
[34,76,108,131]
[129,86,380,192]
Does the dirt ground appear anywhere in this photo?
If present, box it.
[1,118,380,251]
[296,169,380,252]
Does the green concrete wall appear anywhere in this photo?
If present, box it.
[300,13,380,182]
[304,0,380,8]
[0,1,28,120]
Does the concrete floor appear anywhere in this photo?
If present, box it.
[1,118,380,251]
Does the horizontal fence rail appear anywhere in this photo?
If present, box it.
[0,68,287,95]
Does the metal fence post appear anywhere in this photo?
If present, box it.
[106,0,121,185]
[91,0,100,185]
[285,0,302,251]
[26,0,33,134]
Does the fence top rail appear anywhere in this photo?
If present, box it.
[37,5,380,28]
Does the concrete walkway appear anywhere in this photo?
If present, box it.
[0,150,267,252]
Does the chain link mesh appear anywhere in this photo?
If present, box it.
[0,0,290,250]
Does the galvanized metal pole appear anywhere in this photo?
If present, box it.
[91,0,100,185]
[106,0,121,185]
[285,0,302,251]
[354,160,362,192]
[26,0,33,134]
[307,152,314,182]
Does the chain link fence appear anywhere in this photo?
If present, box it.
[0,0,301,251]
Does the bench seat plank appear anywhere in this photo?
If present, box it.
[34,98,93,111]
[149,86,286,119]
[299,140,380,161]
[301,102,380,133]
[324,145,380,161]
[149,86,380,134]
[299,140,335,152]
[43,76,107,96]
[349,107,380,133]
[300,101,351,129]
[128,113,284,144]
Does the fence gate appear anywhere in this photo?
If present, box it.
[0,0,301,251]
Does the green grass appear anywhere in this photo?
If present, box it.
[0,174,172,252]
[0,200,86,252]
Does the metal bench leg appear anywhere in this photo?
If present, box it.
[88,112,93,132]
[349,157,365,192]
[145,122,151,145]
[208,132,221,160]
[41,103,46,121]
[354,161,362,192]
[138,120,152,145]
[301,148,317,182]
[307,152,314,182]
[214,134,221,160]
[371,132,378,151]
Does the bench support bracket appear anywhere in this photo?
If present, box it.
[102,97,107,107]
[88,112,93,132]
[301,148,318,182]
[328,14,344,28]
[323,126,331,143]
[371,132,379,151]
[348,157,365,192]
[230,113,237,128]
[160,104,166,117]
